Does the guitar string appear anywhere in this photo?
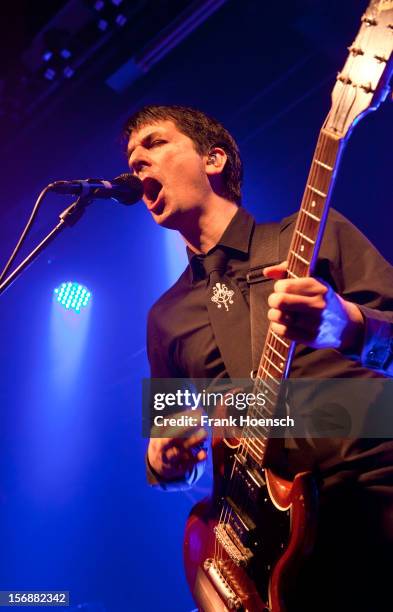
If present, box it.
[237,149,321,450]
[226,13,382,581]
[210,136,329,560]
[205,5,390,589]
[214,129,334,567]
[212,131,332,569]
[242,5,375,533]
[237,132,331,450]
[214,324,286,565]
[220,133,340,549]
[212,15,371,567]
[214,252,297,557]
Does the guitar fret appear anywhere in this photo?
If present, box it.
[253,403,273,418]
[260,366,280,386]
[256,377,278,397]
[290,250,310,266]
[301,208,320,222]
[314,159,333,171]
[287,269,299,279]
[254,388,275,406]
[247,425,268,440]
[271,331,290,347]
[264,355,284,374]
[246,436,265,451]
[296,230,315,245]
[264,394,275,407]
[243,440,263,464]
[307,185,327,198]
[252,397,274,417]
[267,342,286,362]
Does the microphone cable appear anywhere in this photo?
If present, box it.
[0,185,51,284]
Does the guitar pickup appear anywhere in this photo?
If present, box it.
[233,454,266,504]
[224,496,256,549]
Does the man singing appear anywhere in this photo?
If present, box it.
[124,105,393,611]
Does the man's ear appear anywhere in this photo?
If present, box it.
[205,147,227,176]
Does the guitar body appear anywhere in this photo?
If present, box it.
[184,441,318,611]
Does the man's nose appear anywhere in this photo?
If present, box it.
[129,148,151,175]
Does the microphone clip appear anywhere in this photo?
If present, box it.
[59,194,92,226]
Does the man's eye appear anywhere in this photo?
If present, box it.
[151,140,165,146]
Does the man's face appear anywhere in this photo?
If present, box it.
[127,120,211,228]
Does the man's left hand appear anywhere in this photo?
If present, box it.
[263,261,364,353]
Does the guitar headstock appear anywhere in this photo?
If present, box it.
[325,0,393,138]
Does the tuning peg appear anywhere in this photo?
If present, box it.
[374,54,388,63]
[360,82,375,94]
[361,15,377,27]
[348,45,364,56]
[337,72,352,85]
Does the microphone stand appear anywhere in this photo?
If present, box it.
[0,194,92,296]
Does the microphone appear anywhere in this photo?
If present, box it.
[48,173,143,205]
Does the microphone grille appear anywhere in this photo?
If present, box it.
[113,173,144,205]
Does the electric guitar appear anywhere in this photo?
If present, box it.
[183,2,393,610]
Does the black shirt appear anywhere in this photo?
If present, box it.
[147,207,393,479]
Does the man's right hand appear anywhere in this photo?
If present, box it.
[147,409,208,481]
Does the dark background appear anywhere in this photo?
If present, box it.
[0,1,391,610]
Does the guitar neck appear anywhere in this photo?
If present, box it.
[238,0,393,468]
[241,128,344,468]
[287,129,343,278]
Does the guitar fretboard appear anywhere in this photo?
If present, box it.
[239,130,343,468]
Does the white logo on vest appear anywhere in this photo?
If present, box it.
[211,282,234,311]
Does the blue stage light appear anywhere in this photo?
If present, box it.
[98,19,109,31]
[54,282,92,312]
[63,66,75,79]
[60,48,72,60]
[42,51,53,62]
[44,68,56,81]
[115,14,127,27]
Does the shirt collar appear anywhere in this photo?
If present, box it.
[187,207,255,282]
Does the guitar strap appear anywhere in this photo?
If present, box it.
[247,221,282,375]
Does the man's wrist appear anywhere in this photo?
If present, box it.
[340,300,365,355]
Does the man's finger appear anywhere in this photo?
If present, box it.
[273,277,328,296]
[195,449,207,462]
[268,292,326,312]
[183,428,209,450]
[164,446,181,462]
[263,260,288,280]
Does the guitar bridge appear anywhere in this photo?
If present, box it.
[214,522,253,567]
[200,558,243,611]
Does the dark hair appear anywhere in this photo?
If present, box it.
[122,105,243,205]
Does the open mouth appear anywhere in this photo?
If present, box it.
[142,177,163,211]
